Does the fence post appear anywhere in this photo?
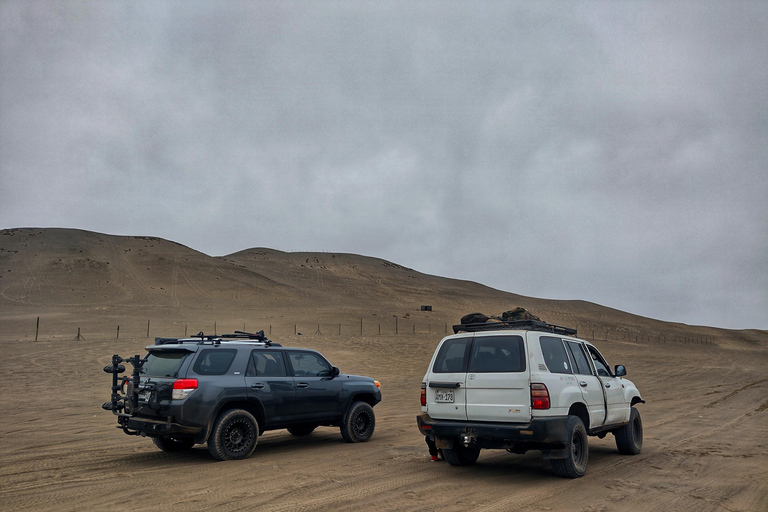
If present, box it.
[117,325,120,340]
[147,319,150,338]
[35,316,39,342]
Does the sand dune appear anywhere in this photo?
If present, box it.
[0,227,766,511]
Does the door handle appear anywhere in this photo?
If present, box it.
[296,383,309,389]
[251,383,265,389]
[579,381,588,387]
[605,383,611,388]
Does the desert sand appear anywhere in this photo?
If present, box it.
[1,228,766,511]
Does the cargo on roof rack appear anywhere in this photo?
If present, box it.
[452,319,577,336]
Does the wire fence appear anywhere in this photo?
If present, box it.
[23,316,716,345]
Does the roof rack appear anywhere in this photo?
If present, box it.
[154,330,280,347]
[452,320,577,336]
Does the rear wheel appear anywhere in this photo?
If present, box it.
[443,442,481,466]
[550,415,589,478]
[614,407,643,455]
[340,401,375,442]
[153,435,195,452]
[208,409,259,461]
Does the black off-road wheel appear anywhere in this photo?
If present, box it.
[287,425,317,436]
[153,435,195,452]
[207,409,259,461]
[443,442,481,466]
[551,415,589,478]
[340,401,375,443]
[614,407,643,455]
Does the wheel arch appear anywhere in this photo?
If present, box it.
[203,398,266,441]
[567,402,590,429]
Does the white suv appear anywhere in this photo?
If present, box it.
[416,320,644,478]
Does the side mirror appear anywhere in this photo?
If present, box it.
[614,365,627,377]
[332,366,340,377]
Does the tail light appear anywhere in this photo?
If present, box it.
[172,378,198,400]
[420,382,427,406]
[531,383,550,409]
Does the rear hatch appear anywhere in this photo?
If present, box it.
[128,346,195,417]
[426,333,531,423]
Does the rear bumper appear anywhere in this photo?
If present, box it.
[416,412,568,450]
[118,414,202,438]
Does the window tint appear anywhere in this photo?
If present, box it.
[468,336,525,373]
[566,342,593,375]
[246,350,286,377]
[432,338,470,373]
[587,346,611,377]
[143,350,190,377]
[288,352,332,377]
[540,337,571,374]
[192,349,237,375]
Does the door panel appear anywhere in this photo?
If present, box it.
[565,341,606,428]
[426,338,469,420]
[245,350,296,425]
[464,335,530,423]
[288,351,343,421]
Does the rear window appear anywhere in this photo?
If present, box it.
[192,349,237,376]
[432,338,470,373]
[142,350,190,377]
[540,336,571,374]
[468,335,525,373]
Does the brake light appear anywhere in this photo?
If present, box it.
[420,382,427,406]
[531,383,550,409]
[172,378,198,400]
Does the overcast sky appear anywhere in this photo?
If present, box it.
[1,1,766,330]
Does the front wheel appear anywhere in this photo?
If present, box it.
[614,407,643,455]
[208,409,259,461]
[340,401,375,442]
[443,442,481,466]
[550,415,589,478]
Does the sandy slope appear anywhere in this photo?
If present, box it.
[1,228,766,511]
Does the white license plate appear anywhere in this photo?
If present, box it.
[139,391,151,402]
[434,390,454,403]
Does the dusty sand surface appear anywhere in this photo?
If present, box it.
[1,228,766,511]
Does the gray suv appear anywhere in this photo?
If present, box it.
[103,331,382,460]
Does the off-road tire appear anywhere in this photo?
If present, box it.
[207,409,259,461]
[551,415,589,478]
[340,401,375,443]
[443,442,481,466]
[153,435,195,452]
[614,406,643,455]
[287,425,317,436]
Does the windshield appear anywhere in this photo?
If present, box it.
[142,350,190,377]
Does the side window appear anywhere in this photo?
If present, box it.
[288,352,332,377]
[246,350,287,377]
[565,341,593,376]
[192,349,237,376]
[468,335,525,373]
[540,336,571,374]
[432,338,470,373]
[587,346,611,377]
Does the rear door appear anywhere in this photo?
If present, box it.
[425,337,470,420]
[464,334,531,423]
[564,340,606,428]
[245,350,296,426]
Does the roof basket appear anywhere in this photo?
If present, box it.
[452,319,577,336]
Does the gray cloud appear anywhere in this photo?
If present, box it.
[1,0,766,329]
